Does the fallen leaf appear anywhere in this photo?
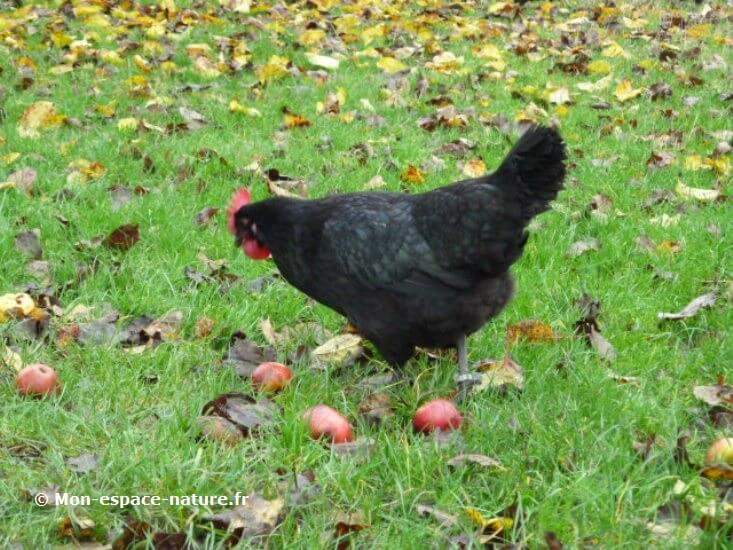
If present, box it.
[195,316,215,339]
[358,393,394,425]
[400,165,425,185]
[18,101,65,138]
[15,229,42,259]
[4,168,37,194]
[675,181,721,202]
[311,334,363,368]
[416,504,459,528]
[658,292,717,321]
[0,293,36,323]
[179,107,207,130]
[195,207,220,226]
[567,238,601,257]
[647,151,675,169]
[104,224,140,250]
[305,53,339,70]
[507,320,556,345]
[199,494,284,544]
[331,437,377,459]
[615,79,644,102]
[66,453,100,474]
[333,511,369,545]
[693,383,733,407]
[197,415,244,445]
[461,159,487,178]
[447,453,504,470]
[226,334,277,377]
[649,82,673,100]
[474,355,524,392]
[282,107,311,128]
[377,56,407,74]
[201,393,277,437]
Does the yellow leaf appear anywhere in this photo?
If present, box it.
[475,355,524,392]
[304,52,339,70]
[133,54,152,72]
[474,43,503,61]
[18,101,65,138]
[49,64,74,75]
[299,29,326,46]
[602,41,629,59]
[67,159,106,184]
[219,0,251,13]
[257,55,290,83]
[99,50,122,65]
[361,24,387,45]
[194,56,221,78]
[687,24,710,39]
[675,181,721,202]
[117,118,139,131]
[425,51,464,74]
[614,79,643,102]
[186,43,212,58]
[704,157,730,176]
[462,159,486,178]
[229,100,262,117]
[96,102,117,118]
[401,165,425,184]
[2,152,21,165]
[587,60,612,74]
[1,345,23,371]
[283,111,311,129]
[377,56,407,74]
[0,293,35,321]
[684,155,706,171]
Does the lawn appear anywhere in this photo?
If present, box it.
[1,0,731,547]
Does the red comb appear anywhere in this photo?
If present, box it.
[227,188,252,234]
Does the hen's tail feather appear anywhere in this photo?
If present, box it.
[495,125,567,222]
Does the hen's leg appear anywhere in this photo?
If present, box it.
[454,334,482,399]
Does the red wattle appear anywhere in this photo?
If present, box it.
[243,238,271,260]
[227,188,252,234]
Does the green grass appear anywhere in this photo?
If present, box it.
[1,0,731,547]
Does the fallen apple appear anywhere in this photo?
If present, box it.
[303,404,354,444]
[16,363,61,396]
[705,437,733,465]
[252,362,293,392]
[413,399,462,434]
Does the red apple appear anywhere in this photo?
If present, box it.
[16,363,61,396]
[252,362,293,392]
[413,399,463,434]
[705,438,733,465]
[303,404,354,444]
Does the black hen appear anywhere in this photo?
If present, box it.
[232,126,566,390]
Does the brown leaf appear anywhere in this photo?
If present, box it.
[15,229,42,259]
[197,415,244,445]
[693,383,733,407]
[282,107,311,128]
[647,151,675,169]
[201,392,277,437]
[658,291,717,321]
[649,82,673,101]
[333,511,369,546]
[400,165,425,185]
[226,334,277,377]
[195,316,215,339]
[507,320,556,345]
[195,207,220,226]
[446,453,504,470]
[265,169,309,198]
[199,494,285,544]
[104,224,140,250]
[358,393,394,425]
[58,515,96,541]
[545,531,564,550]
[7,167,37,194]
[588,325,617,362]
[701,465,733,481]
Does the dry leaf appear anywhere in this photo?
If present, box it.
[103,224,140,250]
[474,355,524,392]
[18,101,65,138]
[461,159,487,178]
[447,453,504,470]
[567,238,601,257]
[693,383,733,407]
[658,292,717,320]
[675,181,721,202]
[311,334,363,368]
[507,320,556,345]
[615,79,644,102]
[400,165,425,185]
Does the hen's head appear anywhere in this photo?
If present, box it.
[228,188,271,260]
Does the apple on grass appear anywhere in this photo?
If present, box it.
[303,404,354,444]
[252,362,293,392]
[413,399,463,434]
[16,363,61,396]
